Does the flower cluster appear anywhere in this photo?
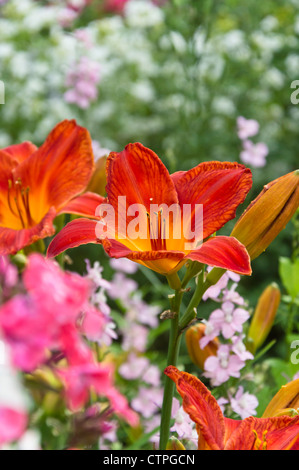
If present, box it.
[198,268,258,419]
[64,57,101,109]
[0,255,137,447]
[237,117,269,168]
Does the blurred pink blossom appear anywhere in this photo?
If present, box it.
[131,387,163,419]
[240,140,269,168]
[0,408,27,447]
[74,29,93,49]
[92,141,111,162]
[118,353,149,380]
[104,0,129,14]
[110,258,138,274]
[122,323,148,352]
[108,273,137,302]
[58,7,79,27]
[237,116,259,140]
[64,57,101,109]
[142,365,161,387]
[217,397,229,414]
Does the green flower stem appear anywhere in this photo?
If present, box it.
[159,288,183,450]
[179,267,226,331]
[159,266,226,449]
[167,272,181,290]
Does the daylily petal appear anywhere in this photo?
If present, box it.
[14,120,95,222]
[47,218,99,258]
[102,238,186,275]
[0,207,56,255]
[106,142,178,217]
[186,236,251,275]
[165,366,226,450]
[0,150,17,191]
[59,192,105,218]
[3,142,37,164]
[173,162,252,239]
[225,415,299,450]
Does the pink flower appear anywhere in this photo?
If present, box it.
[105,387,139,427]
[92,141,111,162]
[85,260,111,291]
[208,301,249,339]
[118,353,149,380]
[240,140,269,168]
[64,57,101,109]
[170,398,197,444]
[131,387,163,419]
[204,345,245,386]
[230,386,258,419]
[24,254,91,325]
[0,408,27,446]
[0,295,54,371]
[0,254,95,371]
[125,297,160,328]
[231,335,254,361]
[79,305,105,343]
[0,256,18,291]
[221,283,245,305]
[202,272,229,301]
[217,397,229,414]
[142,365,161,387]
[237,116,259,140]
[110,258,138,274]
[202,269,239,302]
[104,0,129,14]
[108,273,137,302]
[74,29,93,49]
[59,362,138,425]
[58,7,79,27]
[122,323,148,352]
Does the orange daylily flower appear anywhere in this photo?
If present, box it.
[0,120,103,255]
[48,143,252,276]
[165,366,299,450]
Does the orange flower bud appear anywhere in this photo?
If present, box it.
[166,437,186,450]
[247,283,280,354]
[263,378,299,418]
[86,155,107,196]
[231,170,299,260]
[185,323,219,370]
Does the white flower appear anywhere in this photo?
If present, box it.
[124,1,164,28]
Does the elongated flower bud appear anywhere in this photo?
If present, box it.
[186,323,219,370]
[263,378,299,418]
[231,170,299,260]
[247,283,280,354]
[166,437,186,450]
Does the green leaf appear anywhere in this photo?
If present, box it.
[279,257,299,300]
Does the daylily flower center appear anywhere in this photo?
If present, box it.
[7,178,34,229]
[253,430,268,450]
[147,208,167,251]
